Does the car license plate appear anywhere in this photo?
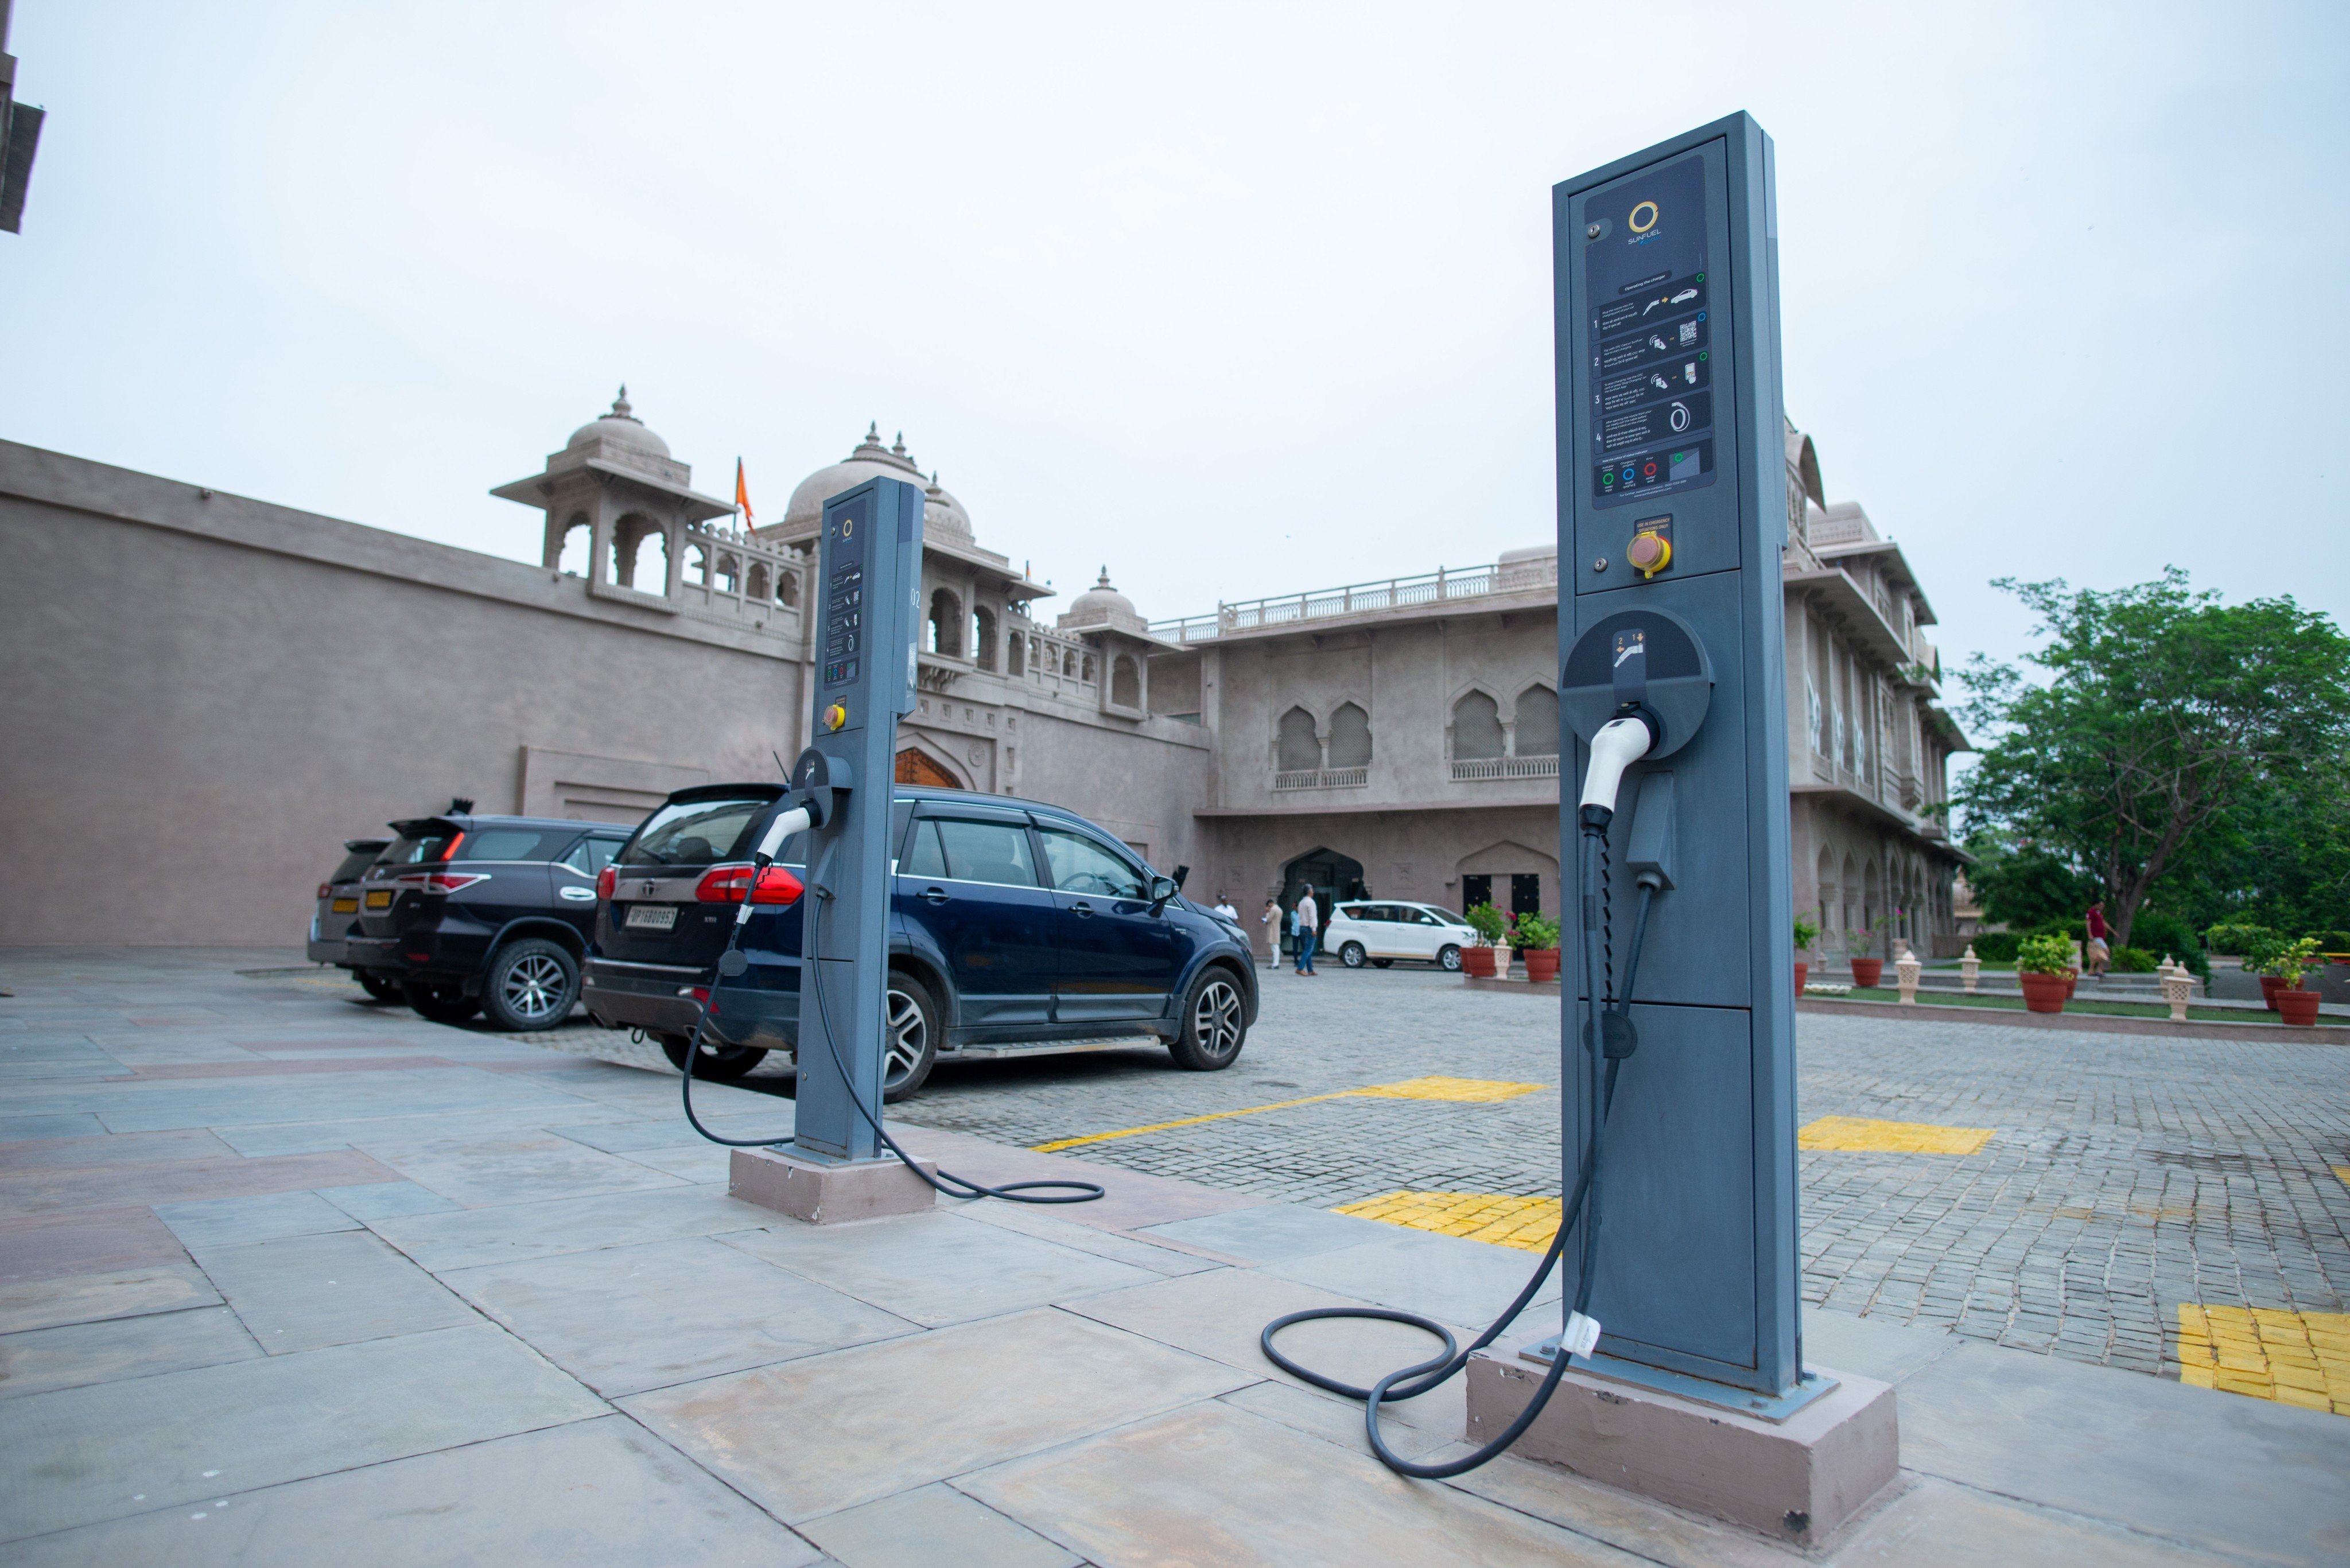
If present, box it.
[625,904,678,931]
[331,898,358,913]
[364,890,393,911]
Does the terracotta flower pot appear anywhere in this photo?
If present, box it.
[1524,949,1561,983]
[2019,972,2069,1014]
[2258,975,2286,1012]
[1794,962,1809,994]
[1850,958,1883,987]
[1462,947,1497,978]
[2276,987,2321,1026]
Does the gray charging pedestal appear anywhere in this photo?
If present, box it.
[729,475,939,1223]
[1462,112,1898,1546]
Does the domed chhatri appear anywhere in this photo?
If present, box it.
[1058,567,1145,633]
[923,471,974,545]
[777,423,926,539]
[565,385,672,461]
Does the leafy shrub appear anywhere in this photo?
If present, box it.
[1512,912,1561,951]
[1971,931,2021,963]
[1464,902,1508,947]
[2016,933,2075,975]
[2308,929,2350,953]
[1792,914,1819,951]
[2110,946,2157,972]
[2128,911,2207,977]
[2204,922,2275,957]
[2262,935,2323,984]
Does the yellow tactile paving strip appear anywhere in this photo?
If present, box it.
[1333,1191,1562,1251]
[2176,1305,2350,1414]
[2333,1165,2350,1189]
[1030,1075,1545,1153]
[1798,1115,1995,1155]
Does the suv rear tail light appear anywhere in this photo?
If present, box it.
[317,883,332,899]
[596,866,617,900]
[394,871,491,895]
[694,863,804,906]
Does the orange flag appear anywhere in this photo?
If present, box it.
[734,458,753,526]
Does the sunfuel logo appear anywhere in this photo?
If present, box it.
[1626,197,1661,246]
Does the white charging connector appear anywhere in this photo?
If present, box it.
[1578,715,1657,816]
[752,804,813,862]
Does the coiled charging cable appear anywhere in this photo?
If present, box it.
[1260,818,1660,1477]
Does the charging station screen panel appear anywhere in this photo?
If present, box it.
[821,497,871,691]
[1584,154,1717,511]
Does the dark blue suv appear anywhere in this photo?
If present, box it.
[581,783,1258,1098]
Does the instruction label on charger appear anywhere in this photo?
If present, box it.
[1584,153,1718,511]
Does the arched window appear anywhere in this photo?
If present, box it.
[611,513,666,590]
[746,563,770,602]
[1327,702,1371,767]
[1007,631,1025,677]
[685,542,710,586]
[1063,648,1079,678]
[1451,691,1504,760]
[928,589,963,656]
[1111,653,1140,707]
[1080,654,1095,683]
[973,607,997,670]
[556,513,592,577]
[778,567,799,607]
[1514,685,1559,757]
[716,552,740,595]
[1276,707,1320,772]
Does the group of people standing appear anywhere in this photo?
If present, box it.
[1207,889,1322,975]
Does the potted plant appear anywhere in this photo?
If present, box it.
[1462,901,1506,978]
[1793,913,1819,994]
[1849,911,1895,988]
[2243,931,2287,1011]
[2267,936,2324,1026]
[2016,933,2073,1014]
[1510,912,1561,982]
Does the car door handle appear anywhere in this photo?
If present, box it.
[558,886,597,901]
[1070,901,1094,919]
[920,886,950,905]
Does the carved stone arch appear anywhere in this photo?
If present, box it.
[893,736,972,789]
[1454,837,1563,923]
[555,512,592,576]
[745,562,771,602]
[1326,699,1372,768]
[610,511,667,590]
[1513,680,1561,758]
[1274,705,1320,772]
[1447,682,1506,762]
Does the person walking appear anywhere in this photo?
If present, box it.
[2084,900,2111,978]
[1261,896,1281,971]
[1295,888,1319,975]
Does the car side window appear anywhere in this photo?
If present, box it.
[561,837,626,876]
[1038,827,1148,899]
[933,818,1039,887]
[1407,908,1439,925]
[903,819,949,880]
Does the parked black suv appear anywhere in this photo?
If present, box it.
[347,811,631,1030]
[307,838,395,999]
[582,783,1258,1098]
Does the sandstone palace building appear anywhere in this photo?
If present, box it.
[0,397,1968,960]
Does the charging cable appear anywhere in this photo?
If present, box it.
[1262,710,1658,1477]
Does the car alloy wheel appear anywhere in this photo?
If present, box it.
[1340,942,1368,968]
[1171,971,1246,1070]
[479,939,579,1033]
[501,952,568,1023]
[1438,945,1462,972]
[880,972,941,1101]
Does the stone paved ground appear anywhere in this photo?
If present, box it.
[549,963,2350,1383]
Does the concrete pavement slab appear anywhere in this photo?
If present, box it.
[153,1191,359,1249]
[953,1199,1222,1277]
[0,1263,221,1334]
[1434,1445,1814,1568]
[0,1414,817,1567]
[1215,1379,1460,1462]
[0,1205,189,1285]
[1801,1305,1961,1386]
[1826,1474,2235,1566]
[962,1399,1649,1567]
[1898,1339,2350,1566]
[552,1114,787,1154]
[0,1128,237,1170]
[1137,1202,1409,1263]
[212,1100,645,1156]
[64,1071,611,1133]
[0,1115,107,1141]
[316,1179,461,1221]
[622,1305,1252,1522]
[802,1481,1081,1568]
[448,1234,916,1396]
[612,1141,735,1182]
[886,1123,1272,1232]
[347,1128,689,1208]
[366,1182,773,1271]
[0,1148,397,1216]
[1261,1233,1561,1331]
[718,1209,1160,1326]
[0,1322,606,1541]
[0,1305,261,1400]
[193,1230,479,1353]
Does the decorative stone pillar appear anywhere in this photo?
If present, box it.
[2161,968,2193,1022]
[1960,944,1980,994]
[1895,947,1921,1005]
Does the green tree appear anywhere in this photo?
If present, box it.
[1955,570,2350,947]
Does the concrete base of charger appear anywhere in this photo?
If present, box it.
[729,1147,938,1224]
[1465,1351,1898,1547]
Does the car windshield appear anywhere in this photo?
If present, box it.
[1037,826,1148,898]
[329,846,384,883]
[620,797,770,868]
[379,831,457,867]
[459,828,576,863]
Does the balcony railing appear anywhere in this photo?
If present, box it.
[1151,555,1559,643]
[1450,754,1561,782]
[1272,767,1369,791]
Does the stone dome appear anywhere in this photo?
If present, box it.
[1062,567,1139,628]
[780,425,925,536]
[1497,542,1558,565]
[923,474,974,546]
[565,386,671,460]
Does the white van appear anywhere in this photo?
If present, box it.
[1322,901,1480,971]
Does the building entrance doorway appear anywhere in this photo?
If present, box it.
[1280,847,1365,958]
[1459,872,1544,920]
[894,749,959,787]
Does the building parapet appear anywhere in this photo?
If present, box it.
[1151,553,1560,644]
[1451,754,1562,783]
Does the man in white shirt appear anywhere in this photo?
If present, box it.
[1295,889,1319,975]
[1213,892,1240,923]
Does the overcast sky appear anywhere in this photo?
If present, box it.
[5,1,2344,683]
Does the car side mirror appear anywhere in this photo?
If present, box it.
[1147,874,1180,914]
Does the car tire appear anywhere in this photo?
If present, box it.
[1168,967,1248,1071]
[404,980,480,1024]
[356,970,404,1003]
[882,971,941,1103]
[1372,958,1395,969]
[1438,945,1462,972]
[480,939,580,1032]
[1339,941,1368,969]
[658,1032,769,1082]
